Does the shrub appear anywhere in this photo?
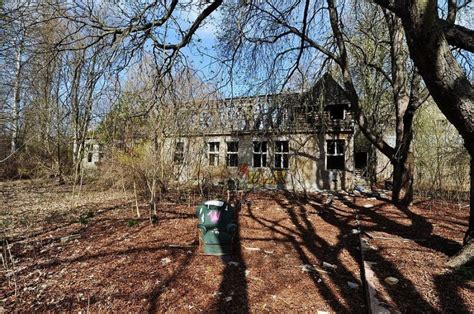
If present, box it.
[127,219,139,227]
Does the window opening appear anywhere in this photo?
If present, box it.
[327,140,345,170]
[174,142,185,164]
[253,141,268,168]
[325,104,345,120]
[355,152,368,169]
[274,140,289,169]
[226,141,239,167]
[208,141,220,166]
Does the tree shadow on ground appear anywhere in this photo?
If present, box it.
[334,192,470,312]
[207,199,249,313]
[247,191,365,312]
[6,201,131,249]
[8,244,198,312]
[5,189,470,312]
[11,203,196,261]
[433,263,474,312]
[147,247,198,313]
[247,190,464,312]
[356,191,462,255]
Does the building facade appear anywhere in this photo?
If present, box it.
[163,74,358,192]
[83,74,367,192]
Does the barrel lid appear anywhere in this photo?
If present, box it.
[204,200,224,207]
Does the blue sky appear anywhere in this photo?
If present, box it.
[123,1,473,99]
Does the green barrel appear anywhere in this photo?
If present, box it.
[196,200,237,255]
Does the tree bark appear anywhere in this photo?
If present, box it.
[392,152,414,206]
[402,2,473,249]
[446,239,474,268]
[465,156,474,244]
[11,45,22,154]
[327,3,419,206]
[134,181,141,218]
[387,13,416,206]
[71,54,84,167]
[373,1,474,265]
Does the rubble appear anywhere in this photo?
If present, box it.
[384,277,399,286]
[322,262,337,270]
[60,234,81,243]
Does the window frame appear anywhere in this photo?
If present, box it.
[208,141,220,166]
[252,141,268,168]
[274,140,289,169]
[173,142,185,165]
[226,141,239,167]
[326,139,345,170]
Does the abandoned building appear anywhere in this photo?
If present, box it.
[83,74,373,192]
[79,141,102,167]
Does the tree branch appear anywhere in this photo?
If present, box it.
[442,21,474,52]
[373,0,474,52]
[327,0,395,158]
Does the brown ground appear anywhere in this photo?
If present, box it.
[0,180,472,312]
[353,195,474,312]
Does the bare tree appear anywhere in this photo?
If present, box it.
[217,0,472,265]
[369,0,473,266]
[39,0,223,79]
[1,1,30,156]
[342,6,430,205]
[218,1,427,205]
[96,58,218,222]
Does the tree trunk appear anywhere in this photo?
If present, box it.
[404,4,474,248]
[56,126,64,185]
[465,156,474,245]
[392,152,414,206]
[326,3,421,208]
[149,178,157,224]
[446,166,474,267]
[393,2,473,265]
[133,181,141,218]
[71,53,84,166]
[446,239,474,268]
[386,13,416,207]
[11,46,22,154]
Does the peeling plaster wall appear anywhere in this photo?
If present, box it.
[165,132,354,192]
[81,139,102,168]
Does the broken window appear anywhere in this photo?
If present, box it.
[174,142,184,164]
[98,147,104,161]
[226,141,239,167]
[327,140,345,170]
[355,152,368,169]
[291,105,316,125]
[253,141,267,168]
[274,140,289,169]
[208,141,219,166]
[325,104,345,120]
[85,144,93,163]
[98,144,104,161]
